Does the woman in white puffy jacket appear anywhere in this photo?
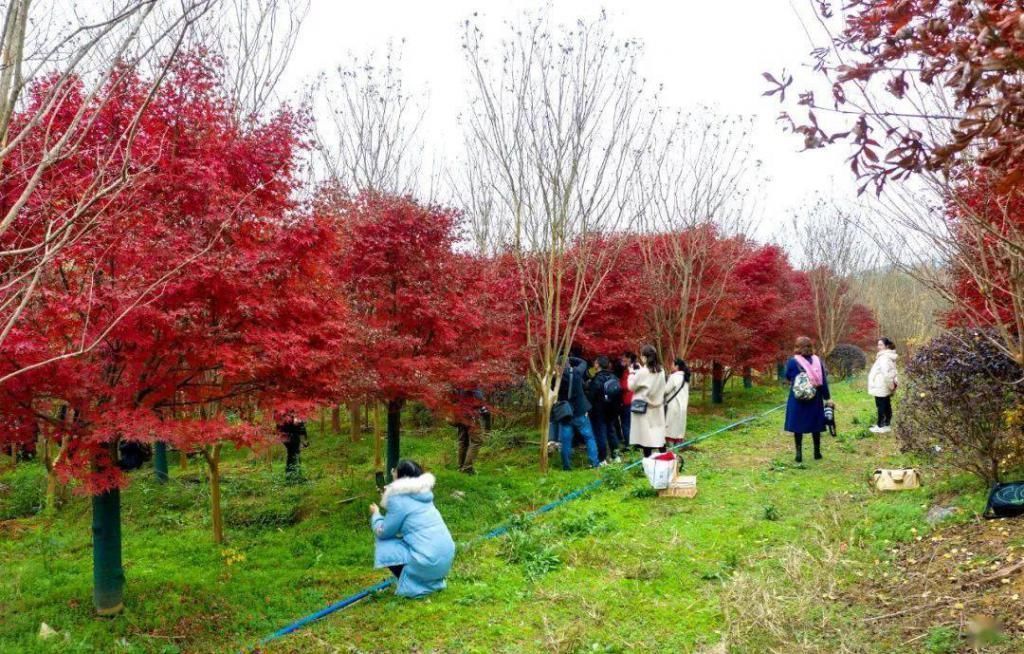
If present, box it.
[867,337,898,433]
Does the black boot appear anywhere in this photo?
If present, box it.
[813,433,822,460]
[794,433,803,463]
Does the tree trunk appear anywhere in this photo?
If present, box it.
[743,366,753,389]
[373,403,383,487]
[179,450,188,470]
[153,442,169,483]
[319,408,326,436]
[385,399,403,483]
[777,361,785,382]
[538,395,551,473]
[44,467,58,516]
[363,404,370,432]
[204,445,224,544]
[348,402,360,443]
[712,360,725,404]
[332,405,341,435]
[92,488,124,616]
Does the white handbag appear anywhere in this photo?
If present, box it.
[872,468,921,491]
[642,452,679,490]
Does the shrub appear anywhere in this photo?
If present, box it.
[499,525,562,580]
[898,329,1024,484]
[825,343,867,379]
[0,465,44,520]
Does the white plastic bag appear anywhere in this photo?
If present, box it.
[641,452,678,490]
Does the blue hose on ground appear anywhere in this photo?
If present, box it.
[251,402,785,650]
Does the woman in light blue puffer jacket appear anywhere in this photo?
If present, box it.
[369,460,455,598]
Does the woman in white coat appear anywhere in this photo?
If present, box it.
[665,358,690,444]
[628,344,667,456]
[868,337,898,433]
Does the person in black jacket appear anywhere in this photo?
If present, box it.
[587,355,623,463]
[277,411,309,482]
[552,355,600,470]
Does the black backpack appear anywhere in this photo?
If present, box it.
[984,482,1024,519]
[602,376,622,403]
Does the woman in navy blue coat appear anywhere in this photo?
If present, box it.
[784,336,832,462]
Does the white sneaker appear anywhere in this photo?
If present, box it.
[869,425,881,433]
[878,426,892,433]
[598,460,609,468]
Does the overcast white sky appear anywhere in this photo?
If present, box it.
[280,0,856,241]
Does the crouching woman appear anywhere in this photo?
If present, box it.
[369,460,456,598]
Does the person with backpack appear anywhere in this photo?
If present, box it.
[586,355,623,463]
[628,345,668,457]
[369,459,456,598]
[277,410,309,482]
[867,337,899,434]
[665,358,691,445]
[551,354,601,470]
[784,336,832,463]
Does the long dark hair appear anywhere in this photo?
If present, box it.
[879,336,896,350]
[674,358,691,384]
[640,344,662,374]
[395,459,423,479]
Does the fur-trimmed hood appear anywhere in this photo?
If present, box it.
[876,349,899,362]
[381,473,436,509]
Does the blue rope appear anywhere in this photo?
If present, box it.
[250,402,784,649]
[258,578,395,645]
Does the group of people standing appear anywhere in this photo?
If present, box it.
[548,344,691,470]
[368,335,902,600]
[782,335,900,462]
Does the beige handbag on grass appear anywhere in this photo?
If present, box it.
[872,468,921,491]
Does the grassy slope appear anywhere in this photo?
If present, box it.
[0,379,989,653]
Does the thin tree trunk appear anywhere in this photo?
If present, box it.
[42,435,67,516]
[331,405,341,435]
[538,396,551,473]
[386,399,403,483]
[44,466,57,516]
[204,445,224,544]
[743,366,753,389]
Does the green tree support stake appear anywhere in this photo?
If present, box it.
[92,488,125,616]
[385,399,403,483]
[153,441,169,483]
[743,366,753,389]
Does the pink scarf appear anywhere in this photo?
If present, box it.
[794,354,823,387]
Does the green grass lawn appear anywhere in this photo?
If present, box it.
[0,379,995,653]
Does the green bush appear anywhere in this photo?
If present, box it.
[499,527,561,580]
[558,510,609,538]
[923,625,959,654]
[0,465,44,520]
